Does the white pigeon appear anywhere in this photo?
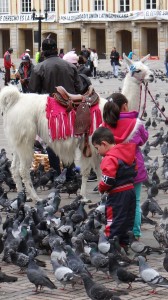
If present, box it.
[138,256,168,293]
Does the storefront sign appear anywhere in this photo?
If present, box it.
[0,13,56,23]
[59,9,168,23]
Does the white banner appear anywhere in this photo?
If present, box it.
[59,9,168,23]
[0,13,56,23]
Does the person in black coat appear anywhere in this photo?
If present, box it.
[28,37,84,178]
[29,38,83,95]
[110,47,120,78]
[16,56,34,93]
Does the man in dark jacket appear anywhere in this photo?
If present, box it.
[110,47,120,78]
[16,55,34,93]
[29,38,83,94]
[29,37,83,178]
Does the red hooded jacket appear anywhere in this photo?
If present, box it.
[99,143,137,193]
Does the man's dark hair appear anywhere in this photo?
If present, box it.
[42,38,57,57]
[92,127,115,145]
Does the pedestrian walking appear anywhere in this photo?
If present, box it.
[92,127,136,245]
[102,93,148,240]
[92,49,98,78]
[3,47,15,86]
[110,47,120,78]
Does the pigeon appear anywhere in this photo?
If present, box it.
[89,242,109,276]
[148,198,163,217]
[158,180,168,193]
[64,245,91,277]
[151,171,160,185]
[150,135,164,148]
[161,142,168,156]
[72,237,91,265]
[50,238,66,264]
[128,231,163,258]
[147,182,158,198]
[81,273,122,300]
[153,207,168,247]
[151,119,157,129]
[51,259,80,289]
[142,141,150,155]
[116,267,140,289]
[145,118,151,130]
[0,268,18,283]
[27,258,57,292]
[151,157,159,172]
[98,230,111,255]
[138,255,168,293]
[54,168,67,186]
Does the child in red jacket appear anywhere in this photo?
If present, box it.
[92,127,137,246]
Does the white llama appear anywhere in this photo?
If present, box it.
[0,54,154,201]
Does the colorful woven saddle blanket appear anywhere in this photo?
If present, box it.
[46,96,102,141]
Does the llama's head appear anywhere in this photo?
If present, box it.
[123,53,154,83]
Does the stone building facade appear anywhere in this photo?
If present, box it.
[0,0,168,59]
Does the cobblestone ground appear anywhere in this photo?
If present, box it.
[0,58,168,299]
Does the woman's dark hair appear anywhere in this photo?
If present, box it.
[103,93,128,128]
[59,49,64,54]
[43,49,58,57]
[92,127,115,145]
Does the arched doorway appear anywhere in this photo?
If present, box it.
[116,30,132,57]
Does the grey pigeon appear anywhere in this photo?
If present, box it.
[64,245,91,277]
[50,238,66,264]
[128,231,163,258]
[54,168,67,186]
[98,230,111,254]
[27,258,57,292]
[161,142,168,156]
[89,242,109,276]
[51,259,80,289]
[116,267,140,289]
[81,273,123,300]
[0,268,18,283]
[138,255,168,293]
[153,207,168,247]
[148,198,163,217]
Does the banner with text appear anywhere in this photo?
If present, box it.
[0,13,56,23]
[59,9,168,23]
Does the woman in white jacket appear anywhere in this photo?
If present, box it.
[92,49,98,78]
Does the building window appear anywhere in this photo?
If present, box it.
[94,0,104,11]
[119,0,130,12]
[21,0,31,13]
[0,0,9,13]
[45,0,55,12]
[69,0,79,12]
[146,0,156,9]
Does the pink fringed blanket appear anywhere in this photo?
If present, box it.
[46,96,102,140]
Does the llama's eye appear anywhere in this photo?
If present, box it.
[135,70,141,73]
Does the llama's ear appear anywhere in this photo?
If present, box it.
[140,54,150,63]
[123,53,132,66]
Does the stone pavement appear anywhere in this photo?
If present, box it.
[0,59,168,299]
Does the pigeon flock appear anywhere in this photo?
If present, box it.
[0,63,168,299]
